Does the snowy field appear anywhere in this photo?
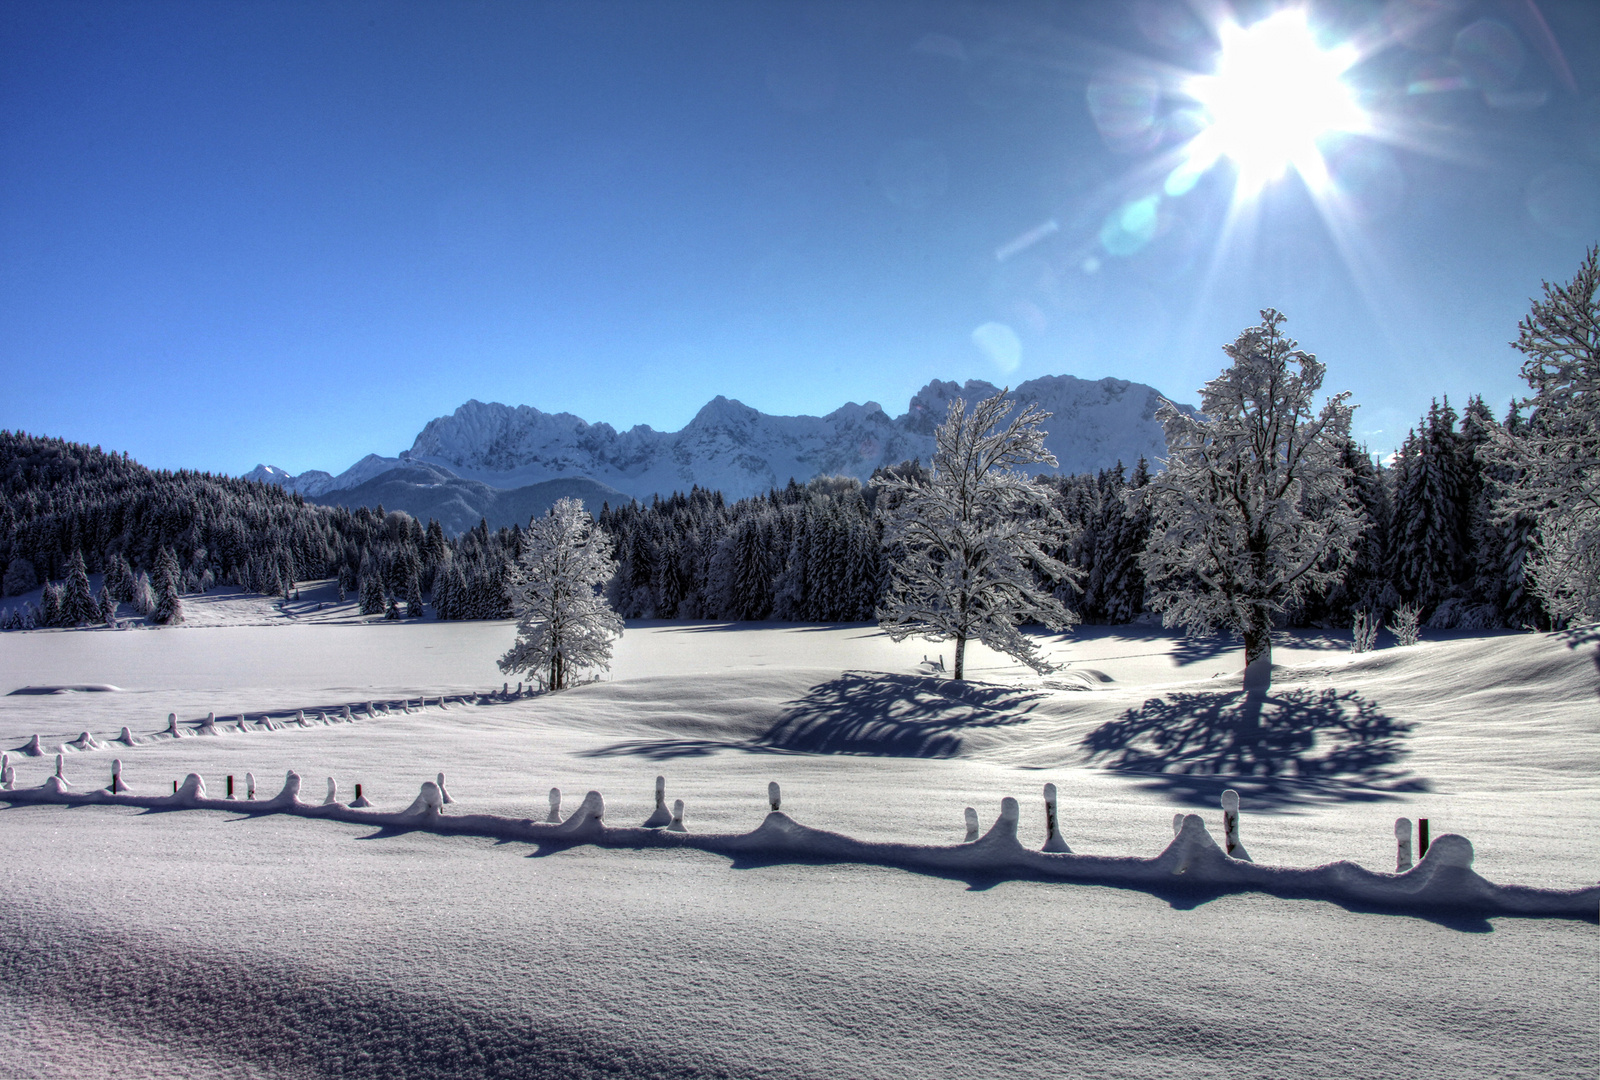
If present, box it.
[0,596,1596,1079]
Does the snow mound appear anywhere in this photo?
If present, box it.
[6,684,123,695]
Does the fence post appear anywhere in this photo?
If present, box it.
[227,775,235,800]
[1394,817,1413,872]
[547,787,562,823]
[1418,818,1430,858]
[1221,789,1240,856]
[768,781,781,812]
[246,772,256,800]
[964,806,979,842]
[1042,783,1071,852]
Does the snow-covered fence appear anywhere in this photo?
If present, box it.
[1395,817,1413,872]
[2,765,1593,920]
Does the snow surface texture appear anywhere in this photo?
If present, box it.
[0,618,1596,1078]
[248,374,1194,504]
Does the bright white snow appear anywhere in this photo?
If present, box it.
[0,601,1596,1078]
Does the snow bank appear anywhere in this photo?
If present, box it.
[1,777,1592,921]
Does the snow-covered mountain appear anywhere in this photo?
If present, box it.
[248,375,1188,504]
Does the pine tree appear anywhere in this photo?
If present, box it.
[151,548,184,625]
[499,499,623,690]
[407,571,424,617]
[1137,310,1363,688]
[1389,399,1481,618]
[97,584,117,626]
[358,550,386,616]
[877,390,1078,679]
[104,552,135,603]
[38,582,64,627]
[62,550,98,625]
[130,570,155,616]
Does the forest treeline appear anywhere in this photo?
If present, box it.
[0,389,1551,632]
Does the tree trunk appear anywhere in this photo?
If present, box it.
[953,633,967,680]
[1242,615,1272,690]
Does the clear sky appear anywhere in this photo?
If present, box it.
[3,0,1598,476]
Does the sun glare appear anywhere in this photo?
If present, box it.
[1185,9,1365,194]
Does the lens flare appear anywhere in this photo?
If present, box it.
[1184,9,1367,196]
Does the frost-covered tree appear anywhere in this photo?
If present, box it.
[62,550,98,625]
[104,552,135,603]
[876,390,1078,680]
[1496,244,1600,625]
[358,550,386,616]
[37,582,64,627]
[150,548,184,625]
[130,570,155,616]
[499,498,623,691]
[1136,310,1363,688]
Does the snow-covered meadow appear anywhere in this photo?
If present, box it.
[0,598,1595,1079]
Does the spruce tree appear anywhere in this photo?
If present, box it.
[151,548,184,625]
[62,550,98,625]
[38,582,64,627]
[358,550,386,615]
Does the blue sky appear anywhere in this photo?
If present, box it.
[2,0,1597,476]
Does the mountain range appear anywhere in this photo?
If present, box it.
[246,375,1188,533]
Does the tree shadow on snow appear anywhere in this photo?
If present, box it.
[1081,686,1428,810]
[1168,634,1241,667]
[584,673,1043,760]
[759,673,1042,757]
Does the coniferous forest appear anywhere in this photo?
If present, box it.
[0,385,1555,635]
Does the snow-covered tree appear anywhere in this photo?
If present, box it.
[499,498,623,691]
[104,552,135,603]
[62,550,98,625]
[358,550,386,616]
[130,570,155,616]
[1136,310,1363,688]
[876,390,1078,680]
[1495,244,1600,625]
[150,548,184,625]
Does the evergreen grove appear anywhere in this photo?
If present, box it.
[0,394,1563,634]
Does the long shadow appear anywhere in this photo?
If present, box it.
[1081,685,1428,809]
[582,673,1044,761]
[1169,634,1240,667]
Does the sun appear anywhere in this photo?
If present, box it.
[1184,9,1366,194]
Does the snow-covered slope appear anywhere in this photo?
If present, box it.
[305,462,628,534]
[251,375,1190,503]
[244,454,399,497]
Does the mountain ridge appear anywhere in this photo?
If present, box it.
[247,374,1189,505]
